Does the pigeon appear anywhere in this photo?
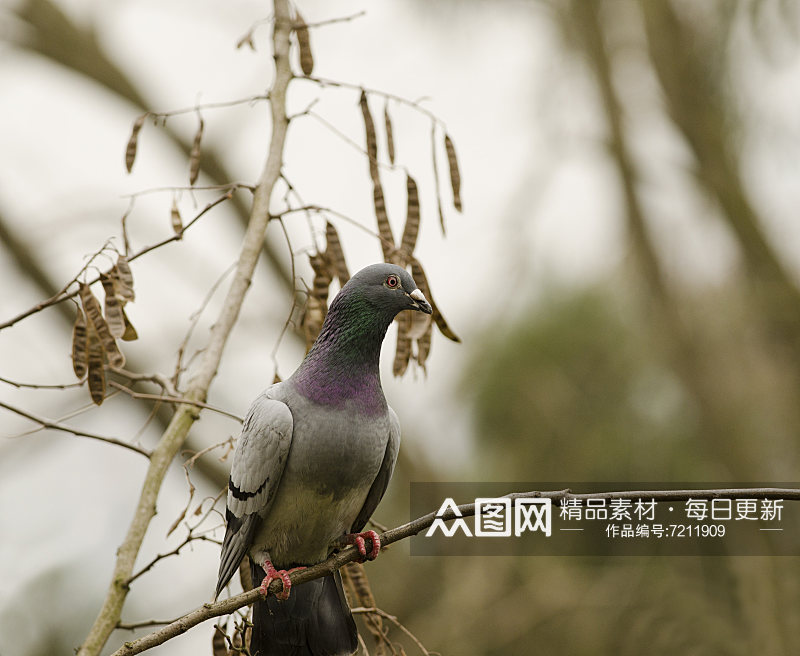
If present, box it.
[216,263,432,656]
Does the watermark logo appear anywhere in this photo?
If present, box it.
[426,497,552,538]
[410,482,797,556]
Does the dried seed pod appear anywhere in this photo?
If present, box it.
[324,222,350,284]
[444,133,462,212]
[411,259,460,342]
[125,113,146,173]
[393,311,412,377]
[114,256,135,302]
[309,252,332,307]
[372,182,395,262]
[416,321,432,371]
[431,124,446,235]
[212,625,228,656]
[71,307,88,379]
[294,10,314,76]
[86,322,106,406]
[359,90,379,183]
[170,197,183,234]
[344,562,385,654]
[79,283,125,368]
[100,273,125,339]
[399,174,420,261]
[384,101,395,165]
[302,295,326,351]
[189,115,204,186]
[121,307,138,341]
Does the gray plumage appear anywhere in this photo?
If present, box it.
[216,263,432,656]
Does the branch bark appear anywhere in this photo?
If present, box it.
[75,2,294,654]
[111,487,800,655]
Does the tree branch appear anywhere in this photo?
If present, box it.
[110,487,800,655]
[76,2,294,653]
[0,400,151,458]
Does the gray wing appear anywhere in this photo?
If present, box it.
[216,390,293,597]
[350,407,401,533]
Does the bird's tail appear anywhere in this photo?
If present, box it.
[249,561,358,656]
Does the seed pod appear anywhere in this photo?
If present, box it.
[309,252,332,308]
[100,273,125,339]
[372,182,394,262]
[86,322,106,406]
[121,307,138,341]
[359,90,379,183]
[416,321,432,371]
[393,312,412,377]
[431,124,446,234]
[324,222,350,284]
[71,308,88,379]
[125,113,146,173]
[114,256,135,302]
[444,133,462,212]
[170,197,183,234]
[189,115,204,185]
[384,101,395,165]
[344,562,385,653]
[302,295,326,351]
[399,174,420,261]
[411,259,460,342]
[294,10,314,75]
[79,283,125,369]
[212,625,228,656]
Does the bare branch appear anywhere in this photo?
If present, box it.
[108,381,243,423]
[0,375,83,390]
[77,3,296,653]
[0,400,150,458]
[352,607,433,656]
[127,533,220,586]
[109,487,800,655]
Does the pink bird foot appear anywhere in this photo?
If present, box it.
[340,530,381,561]
[259,560,306,601]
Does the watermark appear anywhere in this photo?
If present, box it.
[410,483,800,556]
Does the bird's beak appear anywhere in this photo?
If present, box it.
[407,288,432,314]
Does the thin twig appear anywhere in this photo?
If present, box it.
[108,381,243,423]
[127,533,220,585]
[297,76,445,127]
[0,401,150,457]
[352,607,432,656]
[142,95,269,122]
[0,375,84,390]
[117,619,180,631]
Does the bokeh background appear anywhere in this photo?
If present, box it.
[2,0,800,654]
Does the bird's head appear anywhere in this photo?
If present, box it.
[345,263,432,317]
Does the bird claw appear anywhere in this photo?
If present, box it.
[259,560,306,601]
[341,530,381,561]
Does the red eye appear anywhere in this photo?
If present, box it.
[386,275,399,288]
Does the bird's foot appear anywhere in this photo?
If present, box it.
[259,560,306,601]
[340,530,381,561]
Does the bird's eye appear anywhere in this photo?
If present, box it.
[386,275,399,288]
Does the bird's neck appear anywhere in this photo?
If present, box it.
[290,294,393,415]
